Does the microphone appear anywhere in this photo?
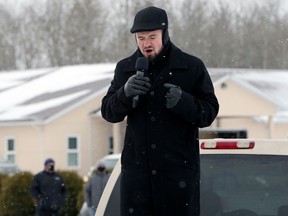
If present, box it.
[132,57,149,108]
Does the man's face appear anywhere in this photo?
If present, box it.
[45,162,55,172]
[136,29,163,61]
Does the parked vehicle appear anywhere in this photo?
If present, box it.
[95,139,288,216]
[0,157,20,175]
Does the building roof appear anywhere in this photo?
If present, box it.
[209,68,288,122]
[0,65,287,124]
[210,68,288,111]
[0,64,115,125]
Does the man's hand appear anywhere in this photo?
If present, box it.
[124,74,151,98]
[163,83,182,109]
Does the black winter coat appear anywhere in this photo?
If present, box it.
[101,42,219,216]
[30,171,66,213]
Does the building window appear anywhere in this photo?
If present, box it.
[67,136,79,167]
[6,138,15,163]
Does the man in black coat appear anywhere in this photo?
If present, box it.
[30,158,66,216]
[101,6,219,216]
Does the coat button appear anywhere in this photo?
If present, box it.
[151,144,157,149]
[150,117,156,122]
[150,91,155,96]
[151,170,157,175]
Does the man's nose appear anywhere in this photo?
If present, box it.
[143,39,151,47]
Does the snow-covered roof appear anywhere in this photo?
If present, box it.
[0,65,287,124]
[233,72,288,110]
[209,68,288,122]
[210,68,288,111]
[0,64,115,124]
[0,68,53,92]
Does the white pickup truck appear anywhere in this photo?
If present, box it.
[96,139,288,216]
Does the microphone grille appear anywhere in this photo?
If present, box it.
[135,57,149,71]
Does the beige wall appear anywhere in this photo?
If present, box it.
[43,95,104,176]
[215,79,277,116]
[92,118,113,166]
[0,125,45,172]
[0,93,112,176]
[0,91,124,177]
[92,119,126,165]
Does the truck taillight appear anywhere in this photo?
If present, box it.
[201,140,255,149]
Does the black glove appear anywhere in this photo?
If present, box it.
[163,83,182,109]
[124,74,151,98]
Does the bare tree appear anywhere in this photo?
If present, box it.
[14,6,49,69]
[101,0,148,62]
[62,0,105,64]
[0,7,17,70]
[204,3,236,68]
[172,0,211,58]
[0,0,288,71]
[40,0,67,66]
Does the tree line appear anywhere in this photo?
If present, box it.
[0,0,287,72]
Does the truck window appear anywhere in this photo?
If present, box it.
[201,154,288,215]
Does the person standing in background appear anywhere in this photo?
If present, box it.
[101,6,219,216]
[84,163,110,216]
[30,158,66,216]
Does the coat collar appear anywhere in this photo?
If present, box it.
[168,43,188,70]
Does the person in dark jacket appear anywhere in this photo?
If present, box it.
[101,6,219,216]
[30,158,66,216]
[84,163,110,216]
